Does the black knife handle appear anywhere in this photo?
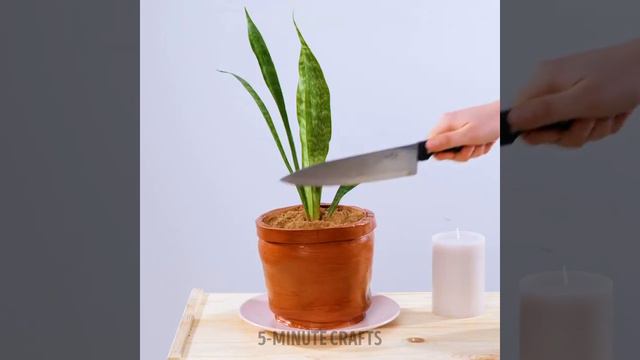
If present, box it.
[417,141,463,161]
[501,109,574,146]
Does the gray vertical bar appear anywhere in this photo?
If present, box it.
[502,0,640,358]
[0,1,139,358]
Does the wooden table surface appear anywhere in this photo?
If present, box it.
[168,289,500,359]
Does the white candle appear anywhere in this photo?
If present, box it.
[432,230,485,318]
[519,270,613,360]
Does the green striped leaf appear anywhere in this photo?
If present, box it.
[218,70,293,173]
[219,70,309,216]
[327,185,358,216]
[245,9,300,171]
[294,19,331,220]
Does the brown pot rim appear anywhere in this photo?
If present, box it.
[256,204,376,244]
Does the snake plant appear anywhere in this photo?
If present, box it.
[220,9,356,220]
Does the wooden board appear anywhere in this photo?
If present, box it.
[168,289,500,359]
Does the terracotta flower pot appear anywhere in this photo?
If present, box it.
[256,205,376,330]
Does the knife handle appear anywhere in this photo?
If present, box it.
[417,141,463,161]
[501,109,574,146]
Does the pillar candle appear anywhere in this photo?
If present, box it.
[519,270,613,360]
[432,230,485,318]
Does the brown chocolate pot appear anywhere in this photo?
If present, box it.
[256,205,375,330]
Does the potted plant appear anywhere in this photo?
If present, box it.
[220,9,375,330]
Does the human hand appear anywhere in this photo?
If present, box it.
[510,38,640,147]
[427,100,500,161]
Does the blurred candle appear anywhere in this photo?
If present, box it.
[519,270,613,360]
[432,230,485,318]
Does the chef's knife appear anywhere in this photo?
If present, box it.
[283,111,574,186]
[501,109,573,146]
[281,141,462,186]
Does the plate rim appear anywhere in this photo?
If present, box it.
[238,293,401,333]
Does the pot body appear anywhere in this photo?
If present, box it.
[256,205,375,330]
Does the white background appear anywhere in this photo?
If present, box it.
[141,1,499,358]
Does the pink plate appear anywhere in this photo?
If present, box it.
[239,294,400,333]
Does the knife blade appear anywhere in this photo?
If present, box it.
[281,141,461,186]
[283,110,574,186]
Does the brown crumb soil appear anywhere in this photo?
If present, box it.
[264,206,365,230]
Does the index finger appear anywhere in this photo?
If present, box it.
[509,86,584,131]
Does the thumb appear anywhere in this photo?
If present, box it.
[427,127,468,152]
[509,88,582,131]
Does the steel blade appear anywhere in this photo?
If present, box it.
[281,143,418,186]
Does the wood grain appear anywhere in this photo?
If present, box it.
[168,288,208,360]
[168,291,499,359]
